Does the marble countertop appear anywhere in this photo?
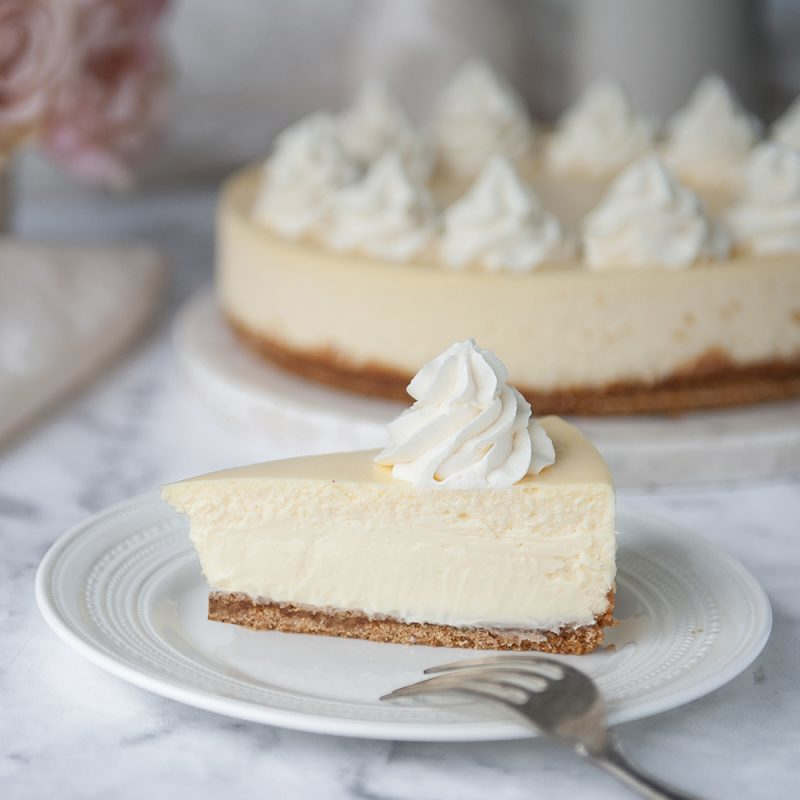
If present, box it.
[2,181,799,799]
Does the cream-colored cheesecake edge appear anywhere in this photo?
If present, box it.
[217,167,800,394]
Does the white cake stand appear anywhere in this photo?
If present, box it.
[174,289,800,488]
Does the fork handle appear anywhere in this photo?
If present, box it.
[584,742,701,799]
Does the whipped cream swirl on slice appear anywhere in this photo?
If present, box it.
[375,339,555,489]
[441,156,573,271]
[337,80,434,182]
[663,75,761,186]
[252,114,359,238]
[583,156,730,269]
[325,151,436,261]
[432,60,534,177]
[726,142,800,255]
[547,81,654,177]
[772,95,800,150]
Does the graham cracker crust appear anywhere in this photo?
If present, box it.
[208,591,616,655]
[227,315,800,415]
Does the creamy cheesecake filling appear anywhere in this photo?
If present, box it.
[184,481,613,630]
[163,418,615,633]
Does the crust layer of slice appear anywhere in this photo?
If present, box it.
[209,591,616,655]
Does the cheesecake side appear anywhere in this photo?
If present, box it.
[162,417,616,652]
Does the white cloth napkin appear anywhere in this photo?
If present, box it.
[0,239,166,445]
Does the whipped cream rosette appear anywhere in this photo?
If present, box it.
[252,114,358,238]
[325,151,436,261]
[726,142,800,255]
[441,156,572,271]
[376,339,555,489]
[432,61,534,177]
[547,81,654,178]
[663,75,761,187]
[772,96,800,151]
[583,156,730,269]
[337,80,434,182]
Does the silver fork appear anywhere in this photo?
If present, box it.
[381,655,698,800]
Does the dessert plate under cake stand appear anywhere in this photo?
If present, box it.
[36,492,771,742]
[174,290,800,487]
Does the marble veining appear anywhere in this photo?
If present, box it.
[1,180,798,799]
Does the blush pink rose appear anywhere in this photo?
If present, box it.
[0,0,74,148]
[42,36,169,189]
[76,0,170,51]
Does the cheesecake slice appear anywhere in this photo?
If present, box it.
[162,413,615,654]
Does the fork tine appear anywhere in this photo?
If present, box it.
[425,654,565,679]
[381,667,555,701]
[380,672,483,701]
[421,666,551,691]
[380,672,537,721]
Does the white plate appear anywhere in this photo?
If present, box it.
[174,289,800,487]
[36,493,771,741]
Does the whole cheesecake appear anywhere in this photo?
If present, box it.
[163,341,616,654]
[217,66,800,415]
[219,167,800,414]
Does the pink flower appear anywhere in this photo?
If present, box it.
[42,35,169,189]
[0,0,75,149]
[76,0,170,51]
[40,0,171,188]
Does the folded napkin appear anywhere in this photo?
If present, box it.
[0,240,166,446]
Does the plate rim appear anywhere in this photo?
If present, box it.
[35,493,773,741]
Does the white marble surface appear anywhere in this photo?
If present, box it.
[2,182,799,799]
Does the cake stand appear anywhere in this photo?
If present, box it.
[174,289,800,488]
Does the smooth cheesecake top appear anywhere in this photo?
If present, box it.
[164,416,611,491]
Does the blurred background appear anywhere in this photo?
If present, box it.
[5,0,800,459]
[11,0,800,197]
